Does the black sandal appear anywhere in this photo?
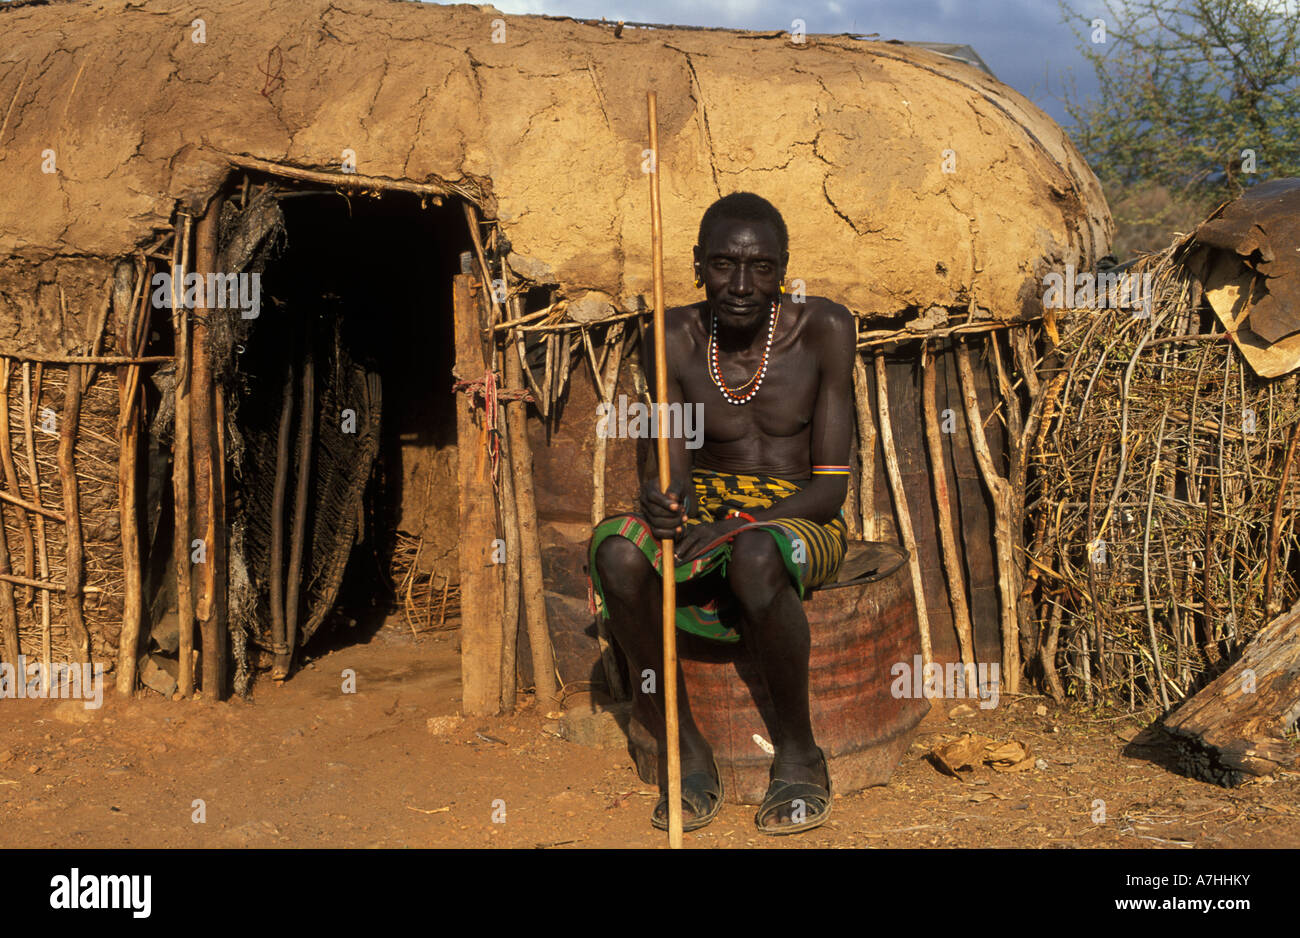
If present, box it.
[651,757,724,832]
[754,748,832,836]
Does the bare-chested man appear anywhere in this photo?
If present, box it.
[587,191,856,835]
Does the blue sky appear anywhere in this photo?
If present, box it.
[457,0,1112,128]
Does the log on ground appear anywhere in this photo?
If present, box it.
[1161,602,1300,786]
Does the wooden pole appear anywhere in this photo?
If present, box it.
[514,329,545,410]
[223,153,463,201]
[269,363,294,681]
[0,572,102,593]
[22,363,51,692]
[453,272,508,714]
[283,343,315,678]
[590,321,629,701]
[851,352,876,540]
[874,350,933,668]
[468,210,520,712]
[213,384,229,695]
[461,203,505,363]
[0,367,18,666]
[191,199,225,699]
[0,359,35,607]
[0,488,63,521]
[114,257,147,694]
[0,353,172,365]
[496,384,521,713]
[501,312,557,711]
[647,90,682,849]
[1040,598,1066,703]
[922,343,975,672]
[541,333,555,420]
[991,334,1036,676]
[953,337,1020,694]
[556,332,573,405]
[80,289,114,392]
[171,214,196,696]
[0,496,16,667]
[57,364,89,665]
[495,290,524,714]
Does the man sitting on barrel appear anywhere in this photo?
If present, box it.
[587,191,856,835]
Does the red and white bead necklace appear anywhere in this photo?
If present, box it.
[708,299,780,405]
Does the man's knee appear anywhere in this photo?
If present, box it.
[727,530,789,605]
[594,536,652,599]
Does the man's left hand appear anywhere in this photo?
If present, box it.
[672,516,748,564]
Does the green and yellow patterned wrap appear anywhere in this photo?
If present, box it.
[586,467,848,642]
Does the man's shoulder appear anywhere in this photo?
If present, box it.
[642,303,703,338]
[662,302,706,341]
[798,297,855,342]
[664,301,706,322]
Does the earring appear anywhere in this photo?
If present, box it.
[695,275,703,289]
[779,283,785,294]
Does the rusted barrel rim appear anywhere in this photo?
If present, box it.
[811,540,909,593]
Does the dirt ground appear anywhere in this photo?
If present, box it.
[2,622,1297,850]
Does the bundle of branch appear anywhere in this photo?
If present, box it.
[1027,240,1300,712]
[389,530,461,633]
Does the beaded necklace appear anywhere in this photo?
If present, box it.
[708,299,780,405]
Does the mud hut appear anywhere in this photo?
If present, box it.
[0,0,1111,712]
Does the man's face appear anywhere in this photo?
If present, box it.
[694,218,787,331]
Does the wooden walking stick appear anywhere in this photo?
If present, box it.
[647,90,683,849]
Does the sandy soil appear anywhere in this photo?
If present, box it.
[2,622,1297,849]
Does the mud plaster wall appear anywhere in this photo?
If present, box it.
[398,444,459,578]
[0,258,118,357]
[1,0,1111,338]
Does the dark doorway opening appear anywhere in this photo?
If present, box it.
[218,185,471,686]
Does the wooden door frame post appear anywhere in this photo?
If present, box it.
[192,195,227,700]
[453,273,505,714]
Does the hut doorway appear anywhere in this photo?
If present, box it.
[158,183,472,693]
